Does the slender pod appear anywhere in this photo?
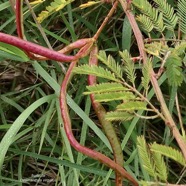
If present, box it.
[60,48,138,186]
[88,45,125,186]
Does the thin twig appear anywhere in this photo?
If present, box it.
[93,1,118,40]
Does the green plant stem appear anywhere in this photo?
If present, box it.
[60,49,138,185]
[88,45,125,186]
[119,0,186,160]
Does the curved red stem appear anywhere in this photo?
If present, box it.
[60,49,138,186]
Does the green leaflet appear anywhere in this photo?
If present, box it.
[84,82,129,95]
[136,14,153,33]
[178,0,186,34]
[105,111,134,121]
[97,50,123,79]
[36,0,74,23]
[137,136,157,179]
[172,42,186,56]
[94,91,135,102]
[151,143,186,166]
[117,101,147,111]
[165,54,184,87]
[153,0,178,30]
[132,0,165,32]
[142,59,152,91]
[151,150,168,181]
[73,64,121,82]
[138,136,186,183]
[119,50,136,86]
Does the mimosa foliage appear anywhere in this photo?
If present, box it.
[34,0,74,23]
[138,136,186,183]
[73,50,151,122]
[132,0,179,33]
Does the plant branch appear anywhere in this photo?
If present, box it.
[0,32,90,62]
[93,1,118,40]
[60,49,138,186]
[119,0,186,160]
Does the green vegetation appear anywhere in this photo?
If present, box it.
[0,0,186,185]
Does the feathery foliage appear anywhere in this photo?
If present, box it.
[132,0,165,32]
[137,136,157,179]
[151,143,186,166]
[73,51,151,122]
[132,0,180,33]
[138,136,186,183]
[84,83,129,95]
[151,151,168,181]
[142,59,152,92]
[117,101,147,111]
[136,14,154,33]
[153,0,178,30]
[94,91,135,102]
[97,50,123,79]
[119,50,136,86]
[36,0,74,23]
[137,136,168,182]
[165,54,184,87]
[178,0,186,34]
[73,64,121,82]
[105,111,134,121]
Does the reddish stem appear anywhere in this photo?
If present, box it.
[16,0,24,39]
[93,1,118,40]
[0,32,83,62]
[33,38,95,61]
[60,49,138,185]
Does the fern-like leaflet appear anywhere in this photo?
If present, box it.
[132,0,165,32]
[119,50,136,87]
[105,111,134,121]
[117,101,147,111]
[142,59,152,93]
[73,51,153,122]
[151,143,186,166]
[136,14,154,33]
[151,152,167,181]
[73,64,120,82]
[84,82,129,95]
[36,0,74,23]
[97,50,123,80]
[137,136,158,180]
[164,42,186,87]
[153,0,178,30]
[95,91,136,102]
[178,0,186,34]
